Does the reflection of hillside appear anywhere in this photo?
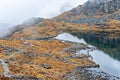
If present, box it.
[72,32,120,60]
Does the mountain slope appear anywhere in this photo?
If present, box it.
[56,0,120,25]
[5,0,120,40]
[1,0,120,79]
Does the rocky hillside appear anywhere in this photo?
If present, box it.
[54,0,120,46]
[1,22,119,79]
[56,0,120,25]
[3,0,120,40]
[0,0,120,79]
[0,39,100,79]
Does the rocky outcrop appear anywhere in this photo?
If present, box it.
[0,59,11,77]
[101,0,120,13]
[56,0,120,24]
[73,17,105,25]
[64,67,120,80]
[11,76,40,80]
[72,0,120,15]
[0,40,99,79]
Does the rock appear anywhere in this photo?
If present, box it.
[108,13,120,20]
[40,64,52,69]
[35,36,55,40]
[4,60,8,63]
[63,43,86,53]
[54,56,68,63]
[64,67,120,80]
[9,58,15,61]
[56,0,120,24]
[73,17,105,25]
[38,22,45,27]
[12,76,40,80]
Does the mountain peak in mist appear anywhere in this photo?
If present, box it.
[22,17,44,26]
[0,23,13,37]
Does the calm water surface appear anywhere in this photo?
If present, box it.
[56,33,120,77]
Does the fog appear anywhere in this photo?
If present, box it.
[0,0,87,24]
[0,0,87,37]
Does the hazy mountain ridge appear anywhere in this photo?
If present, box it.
[2,0,120,39]
[22,17,44,26]
[4,0,120,39]
[3,17,44,39]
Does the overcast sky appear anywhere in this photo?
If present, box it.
[0,0,88,37]
[0,0,87,24]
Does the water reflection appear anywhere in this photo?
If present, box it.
[79,49,120,77]
[72,32,120,61]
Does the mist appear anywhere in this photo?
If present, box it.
[0,0,87,37]
[0,0,87,24]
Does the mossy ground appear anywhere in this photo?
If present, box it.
[0,40,97,79]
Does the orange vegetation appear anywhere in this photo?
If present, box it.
[9,19,120,40]
[0,40,97,79]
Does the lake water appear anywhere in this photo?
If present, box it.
[55,33,120,77]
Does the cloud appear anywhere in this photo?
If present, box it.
[0,0,88,37]
[0,0,87,24]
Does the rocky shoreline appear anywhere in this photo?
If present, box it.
[0,33,120,80]
[64,67,120,80]
[0,41,120,80]
[55,33,120,80]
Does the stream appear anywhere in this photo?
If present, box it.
[55,33,120,77]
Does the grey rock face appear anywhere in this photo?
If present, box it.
[108,13,120,20]
[56,0,120,25]
[101,0,120,13]
[0,59,11,77]
[83,0,120,14]
[12,76,40,80]
[73,17,105,25]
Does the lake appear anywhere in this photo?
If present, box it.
[56,33,120,77]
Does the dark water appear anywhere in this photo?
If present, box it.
[71,32,120,77]
[56,33,120,77]
[72,32,120,61]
